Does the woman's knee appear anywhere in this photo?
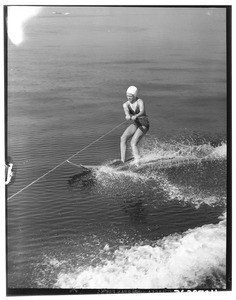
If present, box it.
[130,139,138,149]
[120,134,128,144]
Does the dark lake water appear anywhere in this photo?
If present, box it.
[6,7,227,290]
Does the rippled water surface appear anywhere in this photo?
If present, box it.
[7,7,228,291]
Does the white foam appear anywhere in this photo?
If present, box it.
[139,140,226,163]
[95,165,150,185]
[94,141,226,183]
[208,143,227,160]
[55,215,226,289]
[94,163,225,209]
[157,174,225,208]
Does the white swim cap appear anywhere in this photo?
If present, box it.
[126,86,138,97]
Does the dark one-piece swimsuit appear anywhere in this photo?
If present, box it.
[127,102,150,130]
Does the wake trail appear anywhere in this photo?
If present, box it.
[88,141,227,209]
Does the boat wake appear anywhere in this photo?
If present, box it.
[68,139,226,209]
[34,137,228,290]
[34,213,226,289]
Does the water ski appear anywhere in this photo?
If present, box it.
[108,157,134,170]
[79,155,205,173]
[79,157,134,171]
[79,164,100,171]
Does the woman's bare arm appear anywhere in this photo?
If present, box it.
[123,103,132,120]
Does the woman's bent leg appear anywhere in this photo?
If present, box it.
[120,124,137,162]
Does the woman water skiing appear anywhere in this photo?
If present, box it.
[120,86,150,163]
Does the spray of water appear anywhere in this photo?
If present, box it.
[35,139,227,289]
[90,141,226,208]
[7,6,42,46]
[53,213,226,289]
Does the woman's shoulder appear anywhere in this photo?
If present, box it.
[137,98,144,104]
[123,101,129,108]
